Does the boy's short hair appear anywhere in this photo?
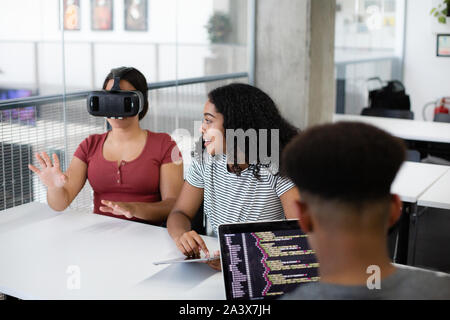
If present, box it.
[282,122,406,202]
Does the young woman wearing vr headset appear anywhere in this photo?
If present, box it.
[28,67,184,224]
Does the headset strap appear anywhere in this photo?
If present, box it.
[110,67,134,91]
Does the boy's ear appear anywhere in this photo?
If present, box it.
[296,200,313,233]
[388,194,402,228]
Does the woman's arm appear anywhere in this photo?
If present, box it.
[99,162,184,224]
[29,152,87,211]
[280,186,301,219]
[166,181,208,257]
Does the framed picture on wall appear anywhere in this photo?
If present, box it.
[124,0,148,31]
[91,0,114,31]
[63,0,81,30]
[437,34,450,57]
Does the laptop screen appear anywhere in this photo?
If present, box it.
[218,220,319,300]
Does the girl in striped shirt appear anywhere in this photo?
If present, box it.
[167,83,300,269]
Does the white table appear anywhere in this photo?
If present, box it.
[333,114,450,144]
[0,202,224,300]
[391,162,450,203]
[389,162,449,265]
[418,170,450,210]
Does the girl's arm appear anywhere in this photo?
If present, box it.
[166,181,208,257]
[280,186,301,219]
[29,152,87,211]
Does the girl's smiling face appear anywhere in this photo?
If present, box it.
[200,100,226,156]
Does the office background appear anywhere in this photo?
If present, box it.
[1,0,450,273]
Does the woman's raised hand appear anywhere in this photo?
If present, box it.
[28,152,68,189]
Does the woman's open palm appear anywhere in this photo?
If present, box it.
[28,152,68,189]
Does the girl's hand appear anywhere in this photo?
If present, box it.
[28,152,67,189]
[174,230,209,258]
[205,250,221,271]
[99,200,135,219]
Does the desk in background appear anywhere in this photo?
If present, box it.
[390,162,449,265]
[0,203,224,300]
[391,162,450,203]
[410,169,450,272]
[333,114,450,161]
[418,169,450,210]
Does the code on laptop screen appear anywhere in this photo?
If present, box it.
[221,229,319,300]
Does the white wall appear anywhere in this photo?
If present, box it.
[403,0,450,121]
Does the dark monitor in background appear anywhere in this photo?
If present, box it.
[0,88,32,100]
[218,220,319,300]
[0,88,36,125]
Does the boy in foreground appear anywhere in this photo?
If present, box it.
[281,122,450,300]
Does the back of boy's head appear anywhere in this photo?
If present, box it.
[282,122,406,207]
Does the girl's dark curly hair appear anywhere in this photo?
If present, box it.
[200,82,300,179]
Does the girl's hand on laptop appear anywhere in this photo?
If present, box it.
[175,230,209,258]
[28,152,68,189]
[99,200,134,219]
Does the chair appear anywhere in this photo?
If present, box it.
[159,202,206,235]
[406,150,421,162]
[361,107,414,120]
[191,201,207,235]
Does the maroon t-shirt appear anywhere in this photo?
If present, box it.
[74,130,181,222]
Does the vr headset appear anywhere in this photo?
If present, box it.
[87,67,144,119]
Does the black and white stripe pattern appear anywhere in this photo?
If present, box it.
[186,154,295,236]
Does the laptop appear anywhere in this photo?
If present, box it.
[218,219,320,300]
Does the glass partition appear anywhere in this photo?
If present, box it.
[0,0,252,211]
[335,0,406,115]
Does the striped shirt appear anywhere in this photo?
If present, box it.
[186,153,295,236]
